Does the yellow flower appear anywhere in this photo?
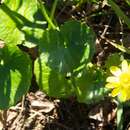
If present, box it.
[106,60,130,102]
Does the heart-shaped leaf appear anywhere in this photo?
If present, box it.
[0,45,32,109]
[34,53,75,97]
[75,65,108,104]
[34,20,96,97]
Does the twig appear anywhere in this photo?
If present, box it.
[98,15,113,43]
[0,110,8,130]
[119,17,124,43]
[100,36,130,54]
[11,95,26,129]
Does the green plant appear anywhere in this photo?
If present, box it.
[2,0,130,129]
[108,0,130,29]
[0,0,108,110]
[105,59,130,130]
[0,45,32,109]
[104,1,130,128]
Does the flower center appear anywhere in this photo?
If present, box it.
[119,73,130,88]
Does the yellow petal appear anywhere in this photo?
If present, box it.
[122,60,128,72]
[105,83,119,88]
[105,83,114,88]
[106,76,119,83]
[111,88,120,97]
[110,66,121,77]
[119,89,127,102]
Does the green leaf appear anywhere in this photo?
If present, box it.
[125,0,130,6]
[35,20,96,98]
[105,53,123,72]
[34,53,75,97]
[0,0,46,46]
[75,65,108,104]
[0,45,32,109]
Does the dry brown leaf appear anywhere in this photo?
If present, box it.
[88,100,117,127]
[7,110,17,122]
[31,100,55,113]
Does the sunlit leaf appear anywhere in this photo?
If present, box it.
[35,20,96,98]
[0,45,32,109]
[105,53,123,73]
[75,66,108,104]
[0,0,46,47]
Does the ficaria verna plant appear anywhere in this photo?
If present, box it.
[1,0,130,129]
[105,59,130,130]
[106,60,130,102]
[0,0,108,110]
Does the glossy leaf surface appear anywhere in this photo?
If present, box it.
[0,0,46,46]
[75,65,108,104]
[0,45,32,109]
[35,20,96,98]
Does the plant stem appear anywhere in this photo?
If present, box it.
[50,0,58,21]
[117,103,123,130]
[48,0,58,29]
[38,0,57,30]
